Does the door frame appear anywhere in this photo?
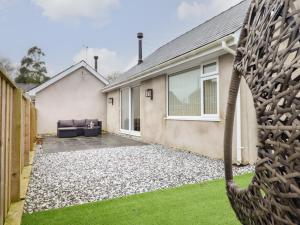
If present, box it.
[119,86,141,136]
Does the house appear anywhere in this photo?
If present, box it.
[103,0,257,164]
[28,60,109,134]
[28,0,257,164]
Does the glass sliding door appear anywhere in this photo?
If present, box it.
[120,86,141,135]
[131,86,140,132]
[121,89,130,130]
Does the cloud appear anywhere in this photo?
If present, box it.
[73,47,136,76]
[0,0,9,5]
[177,1,206,20]
[177,0,241,21]
[32,0,119,25]
[0,0,15,10]
[124,55,138,72]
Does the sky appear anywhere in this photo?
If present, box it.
[0,0,241,77]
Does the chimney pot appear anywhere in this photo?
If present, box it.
[94,56,98,72]
[137,32,143,64]
[137,32,143,39]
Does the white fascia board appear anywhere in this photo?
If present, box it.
[28,61,108,96]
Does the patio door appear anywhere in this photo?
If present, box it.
[120,86,140,135]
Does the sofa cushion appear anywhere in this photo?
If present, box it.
[58,127,77,130]
[74,119,86,127]
[59,120,74,127]
[84,126,100,130]
[86,119,99,127]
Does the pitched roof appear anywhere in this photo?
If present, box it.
[28,60,109,96]
[107,0,250,88]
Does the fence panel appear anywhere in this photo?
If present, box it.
[0,76,4,225]
[24,98,30,166]
[11,88,22,203]
[0,70,36,225]
[0,77,14,225]
[30,105,37,151]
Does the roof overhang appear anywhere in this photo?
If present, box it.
[28,61,109,96]
[102,33,238,93]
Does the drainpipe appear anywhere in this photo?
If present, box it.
[236,89,242,164]
[222,41,242,165]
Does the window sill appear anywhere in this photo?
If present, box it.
[165,116,221,122]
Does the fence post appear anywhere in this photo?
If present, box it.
[11,88,22,202]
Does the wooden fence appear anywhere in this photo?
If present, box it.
[0,69,37,225]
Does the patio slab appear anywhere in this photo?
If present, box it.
[42,133,146,153]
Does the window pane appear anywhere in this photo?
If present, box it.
[131,86,140,131]
[203,78,217,114]
[168,69,201,116]
[121,89,129,130]
[203,62,217,74]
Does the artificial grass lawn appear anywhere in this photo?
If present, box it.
[22,173,252,225]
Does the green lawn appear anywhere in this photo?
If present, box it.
[22,174,252,225]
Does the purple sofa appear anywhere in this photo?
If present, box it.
[57,119,102,138]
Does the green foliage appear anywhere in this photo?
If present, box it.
[107,71,121,83]
[0,57,16,77]
[15,46,50,84]
[22,174,252,225]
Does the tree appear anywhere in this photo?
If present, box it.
[15,46,50,84]
[107,71,121,83]
[0,57,16,77]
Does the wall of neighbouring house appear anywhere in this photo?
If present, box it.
[35,67,107,134]
[106,53,258,164]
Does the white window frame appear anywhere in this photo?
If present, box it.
[200,60,220,120]
[200,74,219,120]
[166,59,220,121]
[201,61,219,78]
[120,86,141,136]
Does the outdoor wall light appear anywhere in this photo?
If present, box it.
[108,97,114,105]
[145,89,153,100]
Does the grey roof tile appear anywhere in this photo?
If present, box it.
[108,0,250,88]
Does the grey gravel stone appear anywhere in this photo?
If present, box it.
[24,145,254,213]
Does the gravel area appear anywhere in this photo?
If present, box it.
[24,144,254,213]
